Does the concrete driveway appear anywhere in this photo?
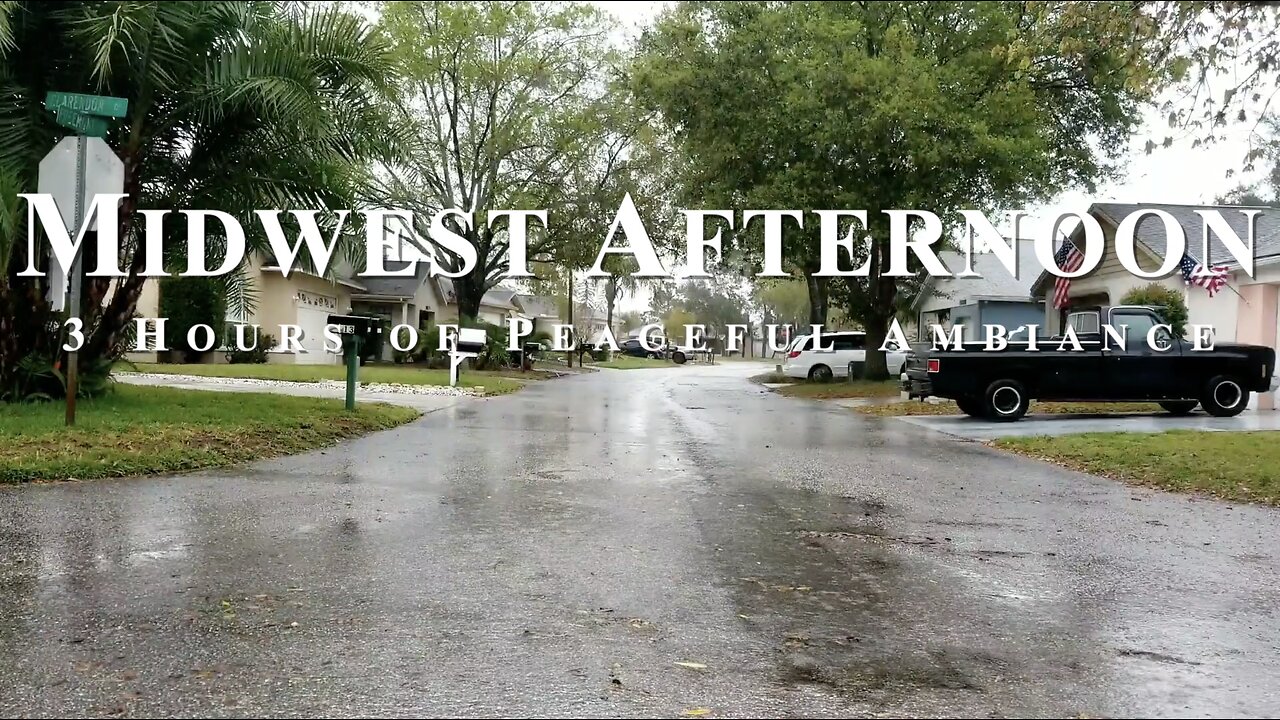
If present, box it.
[901,408,1280,440]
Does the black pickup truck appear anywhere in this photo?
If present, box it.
[902,305,1278,422]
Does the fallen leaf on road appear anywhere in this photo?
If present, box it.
[674,662,707,670]
[681,708,711,716]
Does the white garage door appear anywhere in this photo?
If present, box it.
[295,305,338,364]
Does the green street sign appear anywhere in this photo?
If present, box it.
[45,91,128,118]
[54,108,108,138]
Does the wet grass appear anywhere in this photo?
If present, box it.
[854,400,1163,417]
[588,355,676,370]
[751,373,902,399]
[0,385,419,483]
[121,362,523,395]
[994,430,1280,505]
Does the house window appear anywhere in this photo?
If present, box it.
[222,306,252,351]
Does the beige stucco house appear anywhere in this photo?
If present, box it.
[1029,202,1280,409]
[130,250,364,365]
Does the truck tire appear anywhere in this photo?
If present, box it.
[1158,400,1198,416]
[1200,375,1249,417]
[672,350,688,365]
[982,379,1030,422]
[955,396,986,418]
[808,364,832,382]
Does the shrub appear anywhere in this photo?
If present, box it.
[159,277,225,361]
[2,352,117,401]
[1120,283,1189,337]
[458,320,513,370]
[414,325,442,363]
[226,329,273,364]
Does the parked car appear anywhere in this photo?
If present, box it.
[618,337,666,359]
[903,304,1278,422]
[781,331,909,382]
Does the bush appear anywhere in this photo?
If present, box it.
[226,328,273,364]
[414,325,442,363]
[160,277,225,361]
[1120,283,1189,337]
[2,352,117,402]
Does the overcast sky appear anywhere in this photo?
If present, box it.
[591,1,1271,314]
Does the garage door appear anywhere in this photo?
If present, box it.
[296,305,339,365]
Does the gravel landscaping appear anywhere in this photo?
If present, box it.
[123,372,482,397]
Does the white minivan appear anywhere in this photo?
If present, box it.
[780,331,908,382]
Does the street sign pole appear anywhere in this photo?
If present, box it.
[64,135,87,426]
[39,91,128,426]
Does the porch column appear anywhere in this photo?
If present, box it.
[1235,283,1278,410]
[1042,295,1059,336]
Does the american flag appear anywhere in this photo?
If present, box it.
[1052,238,1085,310]
[1179,253,1230,297]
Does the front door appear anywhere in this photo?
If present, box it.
[1104,309,1182,399]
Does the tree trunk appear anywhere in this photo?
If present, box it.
[805,272,829,326]
[861,241,897,381]
[605,276,618,336]
[453,272,487,326]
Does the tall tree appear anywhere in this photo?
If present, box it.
[0,1,400,398]
[373,1,623,323]
[632,1,1176,379]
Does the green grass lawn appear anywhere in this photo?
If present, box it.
[855,400,1163,417]
[994,431,1280,505]
[121,362,524,395]
[0,385,419,483]
[589,355,677,370]
[750,373,902,399]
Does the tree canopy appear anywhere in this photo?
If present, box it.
[631,0,1183,378]
[0,0,401,398]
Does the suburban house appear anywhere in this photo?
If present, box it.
[1028,201,1280,408]
[130,226,547,364]
[512,294,562,338]
[913,234,1045,343]
[129,249,365,366]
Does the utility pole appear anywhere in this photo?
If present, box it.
[566,272,575,368]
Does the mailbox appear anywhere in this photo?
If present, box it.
[327,314,381,343]
[454,327,488,353]
[326,314,382,412]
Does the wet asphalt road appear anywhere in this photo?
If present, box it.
[3,362,1280,718]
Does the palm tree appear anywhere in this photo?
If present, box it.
[0,1,404,397]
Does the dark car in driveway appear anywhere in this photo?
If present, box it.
[903,304,1278,422]
[618,338,666,359]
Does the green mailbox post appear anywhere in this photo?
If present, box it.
[327,314,382,411]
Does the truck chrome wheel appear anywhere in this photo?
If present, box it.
[1201,375,1248,417]
[983,379,1029,422]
